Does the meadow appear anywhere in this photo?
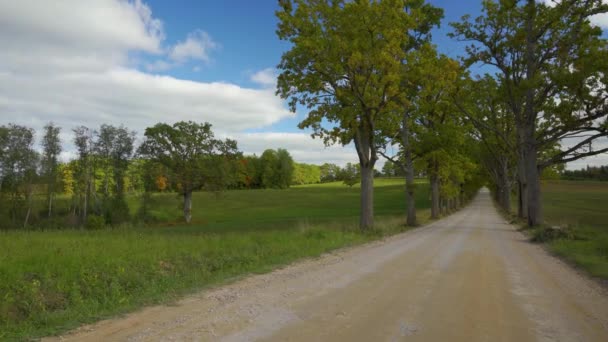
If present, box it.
[537,181,608,280]
[508,180,608,280]
[0,179,432,341]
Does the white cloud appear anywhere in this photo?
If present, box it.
[231,132,359,166]
[539,0,608,29]
[0,0,299,160]
[561,138,608,170]
[591,12,608,28]
[144,30,217,72]
[251,68,277,88]
[169,30,217,63]
[0,68,293,133]
[145,60,173,72]
[0,0,164,52]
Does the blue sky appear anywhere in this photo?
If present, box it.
[141,0,484,135]
[144,1,288,84]
[0,0,606,168]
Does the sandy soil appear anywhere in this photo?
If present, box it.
[47,189,608,341]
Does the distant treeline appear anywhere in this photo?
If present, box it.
[0,122,368,229]
[561,165,608,182]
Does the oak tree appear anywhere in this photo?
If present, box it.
[277,0,423,229]
[138,121,239,223]
[452,0,608,226]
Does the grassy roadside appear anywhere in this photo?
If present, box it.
[505,180,608,281]
[1,179,439,341]
[0,217,414,341]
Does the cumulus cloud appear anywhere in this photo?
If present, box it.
[0,0,360,165]
[0,0,163,76]
[144,30,217,72]
[0,68,293,132]
[251,68,277,88]
[169,30,217,63]
[0,2,289,137]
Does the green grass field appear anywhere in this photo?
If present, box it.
[510,180,608,280]
[140,178,431,231]
[538,181,608,280]
[541,181,608,230]
[0,179,433,341]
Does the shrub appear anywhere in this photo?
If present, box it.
[530,226,575,243]
[85,215,105,230]
[104,197,131,226]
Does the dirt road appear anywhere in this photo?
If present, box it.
[49,189,608,341]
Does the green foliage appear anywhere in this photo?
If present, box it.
[103,197,131,226]
[319,163,341,183]
[277,0,443,147]
[341,163,360,188]
[40,123,62,215]
[292,163,321,185]
[381,160,405,178]
[259,148,295,189]
[138,121,240,223]
[452,0,608,225]
[85,214,105,230]
[0,124,39,228]
[276,149,294,188]
[562,165,608,182]
[276,0,444,228]
[529,226,575,243]
[138,121,240,195]
[235,155,262,189]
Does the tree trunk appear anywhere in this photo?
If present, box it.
[24,185,33,229]
[82,180,89,227]
[401,112,416,226]
[524,133,542,226]
[47,191,53,218]
[360,165,374,229]
[460,184,465,206]
[23,206,31,229]
[183,191,193,224]
[430,167,440,219]
[353,121,377,230]
[405,170,416,226]
[500,183,510,213]
[498,160,511,213]
[517,147,528,219]
[523,0,542,227]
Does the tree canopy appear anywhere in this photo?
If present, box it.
[138,121,240,223]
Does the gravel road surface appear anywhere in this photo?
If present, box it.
[48,189,608,341]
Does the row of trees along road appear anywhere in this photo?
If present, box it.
[276,0,608,230]
[451,0,608,226]
[277,0,480,229]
